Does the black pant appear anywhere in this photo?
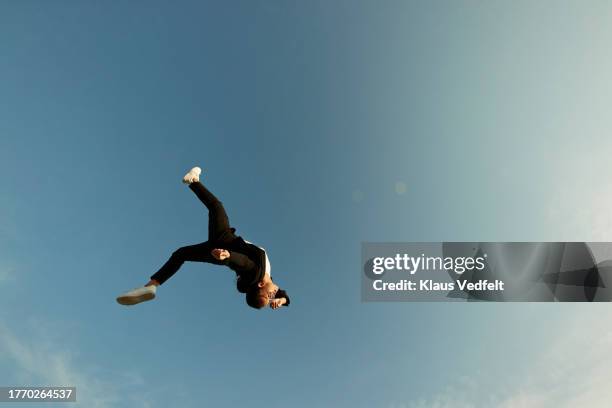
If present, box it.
[150,181,239,285]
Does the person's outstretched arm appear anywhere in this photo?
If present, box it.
[211,248,256,273]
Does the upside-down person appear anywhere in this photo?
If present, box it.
[116,166,290,310]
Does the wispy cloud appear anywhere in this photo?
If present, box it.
[0,320,154,408]
[404,309,612,408]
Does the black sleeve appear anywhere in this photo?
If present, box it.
[276,289,290,306]
[224,251,257,274]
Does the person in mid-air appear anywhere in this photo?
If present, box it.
[116,166,290,310]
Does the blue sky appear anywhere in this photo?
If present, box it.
[2,1,612,407]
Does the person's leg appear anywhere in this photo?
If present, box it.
[188,181,237,243]
[116,240,227,305]
[149,241,224,285]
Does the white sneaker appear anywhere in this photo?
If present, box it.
[116,285,157,306]
[182,166,202,184]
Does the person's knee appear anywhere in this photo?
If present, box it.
[172,247,189,259]
[210,200,224,211]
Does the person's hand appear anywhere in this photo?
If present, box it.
[270,298,285,309]
[211,248,230,261]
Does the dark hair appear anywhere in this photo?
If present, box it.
[245,287,268,309]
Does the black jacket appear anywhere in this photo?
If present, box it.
[221,236,290,306]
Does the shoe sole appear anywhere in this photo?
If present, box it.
[116,292,156,306]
